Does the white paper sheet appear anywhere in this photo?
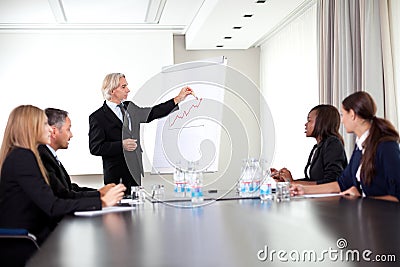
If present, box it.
[303,193,342,198]
[74,206,135,217]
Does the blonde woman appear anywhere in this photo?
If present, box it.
[0,105,126,246]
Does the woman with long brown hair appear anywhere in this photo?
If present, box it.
[291,92,400,202]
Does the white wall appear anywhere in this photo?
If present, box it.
[260,3,318,179]
[0,30,173,175]
[173,35,260,88]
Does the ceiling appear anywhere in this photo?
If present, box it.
[0,0,311,49]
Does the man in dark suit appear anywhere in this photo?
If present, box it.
[89,73,194,195]
[39,108,114,199]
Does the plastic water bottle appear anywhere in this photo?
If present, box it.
[260,176,273,201]
[247,159,255,194]
[251,158,262,196]
[190,171,204,203]
[173,166,186,197]
[186,162,204,203]
[239,158,262,197]
[239,159,251,197]
[185,162,195,196]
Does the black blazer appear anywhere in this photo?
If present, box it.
[89,99,178,190]
[301,136,348,184]
[0,147,101,244]
[38,145,99,199]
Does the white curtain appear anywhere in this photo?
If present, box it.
[260,2,318,178]
[318,0,362,108]
[389,0,400,129]
[361,0,398,127]
[318,0,399,157]
[318,0,362,156]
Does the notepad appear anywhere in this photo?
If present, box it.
[74,206,135,217]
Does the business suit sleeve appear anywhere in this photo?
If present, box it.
[71,183,97,193]
[39,146,99,198]
[47,166,98,199]
[16,150,101,216]
[337,149,360,192]
[317,137,347,184]
[377,142,400,200]
[89,113,123,157]
[46,165,78,199]
[129,99,178,123]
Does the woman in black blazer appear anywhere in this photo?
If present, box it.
[272,105,347,185]
[0,105,126,246]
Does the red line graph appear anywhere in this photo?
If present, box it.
[169,98,203,127]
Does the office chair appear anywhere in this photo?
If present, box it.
[0,228,40,267]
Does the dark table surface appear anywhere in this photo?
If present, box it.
[27,195,400,267]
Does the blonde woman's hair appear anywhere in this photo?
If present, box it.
[0,105,49,184]
[101,73,125,100]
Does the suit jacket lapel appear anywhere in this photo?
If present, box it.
[310,144,320,168]
[58,161,72,190]
[43,145,70,189]
[102,101,123,128]
[121,101,135,138]
[103,101,135,139]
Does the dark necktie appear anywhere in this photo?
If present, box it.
[54,154,61,165]
[353,145,362,167]
[117,103,126,120]
[354,147,362,182]
[118,103,128,126]
[54,154,71,189]
[353,145,363,192]
[118,103,131,132]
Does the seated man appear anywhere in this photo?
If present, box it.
[39,108,113,199]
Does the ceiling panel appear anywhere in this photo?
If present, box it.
[62,0,149,23]
[0,0,310,50]
[0,0,56,23]
[160,0,204,27]
[185,0,306,49]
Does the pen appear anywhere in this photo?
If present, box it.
[186,87,198,99]
[118,178,123,204]
[191,91,198,100]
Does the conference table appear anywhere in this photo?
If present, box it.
[27,192,400,267]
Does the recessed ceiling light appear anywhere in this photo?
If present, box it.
[233,26,242,29]
[243,14,253,18]
[224,37,232,39]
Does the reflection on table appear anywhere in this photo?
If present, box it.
[27,196,400,267]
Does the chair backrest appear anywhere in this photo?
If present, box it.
[0,228,40,267]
